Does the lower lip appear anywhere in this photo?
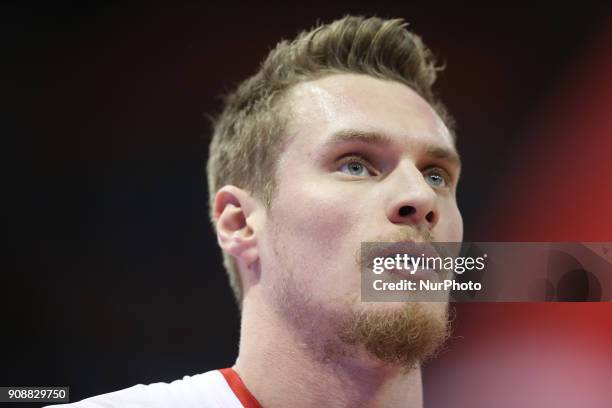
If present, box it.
[389,267,440,281]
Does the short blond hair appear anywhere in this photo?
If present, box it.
[207,15,452,304]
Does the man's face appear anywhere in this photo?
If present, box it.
[255,73,463,365]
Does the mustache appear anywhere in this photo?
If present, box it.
[355,227,434,268]
[367,228,433,244]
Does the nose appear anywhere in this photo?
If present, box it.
[386,163,438,230]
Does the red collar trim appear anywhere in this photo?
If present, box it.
[219,367,263,408]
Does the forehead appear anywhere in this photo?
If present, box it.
[283,73,454,154]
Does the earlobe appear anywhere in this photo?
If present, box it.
[213,186,260,267]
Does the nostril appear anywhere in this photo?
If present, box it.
[425,211,434,223]
[399,206,416,217]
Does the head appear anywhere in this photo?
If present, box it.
[208,16,463,368]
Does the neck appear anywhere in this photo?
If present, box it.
[234,294,423,408]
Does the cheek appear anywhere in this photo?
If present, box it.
[274,180,357,241]
[267,179,365,297]
[436,201,464,242]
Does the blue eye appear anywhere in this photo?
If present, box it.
[339,160,372,176]
[424,170,448,188]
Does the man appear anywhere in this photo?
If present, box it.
[52,15,463,407]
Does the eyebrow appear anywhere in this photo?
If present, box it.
[322,129,462,167]
[323,129,394,147]
[427,145,462,168]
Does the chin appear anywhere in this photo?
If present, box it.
[340,300,451,369]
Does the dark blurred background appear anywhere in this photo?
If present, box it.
[5,1,612,407]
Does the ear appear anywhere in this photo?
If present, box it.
[213,185,261,268]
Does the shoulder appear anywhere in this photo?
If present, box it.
[45,370,243,408]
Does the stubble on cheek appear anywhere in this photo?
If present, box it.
[263,180,452,368]
[267,218,452,369]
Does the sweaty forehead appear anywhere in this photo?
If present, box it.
[284,73,453,150]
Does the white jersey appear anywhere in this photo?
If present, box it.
[46,368,262,408]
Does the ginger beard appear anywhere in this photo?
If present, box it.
[265,221,451,370]
[339,299,450,369]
